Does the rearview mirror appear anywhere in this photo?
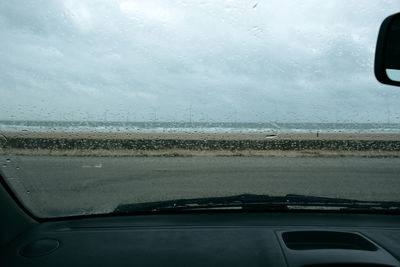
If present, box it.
[375,12,400,86]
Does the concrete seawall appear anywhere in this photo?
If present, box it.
[2,137,400,151]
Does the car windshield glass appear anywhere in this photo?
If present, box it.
[1,0,400,218]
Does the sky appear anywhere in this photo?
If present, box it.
[1,0,400,123]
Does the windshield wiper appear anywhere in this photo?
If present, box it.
[113,194,400,214]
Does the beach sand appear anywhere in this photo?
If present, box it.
[3,131,400,140]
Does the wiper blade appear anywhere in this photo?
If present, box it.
[113,194,400,214]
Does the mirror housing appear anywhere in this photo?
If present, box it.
[375,12,400,86]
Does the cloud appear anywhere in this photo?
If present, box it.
[119,1,179,23]
[1,0,400,122]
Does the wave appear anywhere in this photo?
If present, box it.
[1,121,400,134]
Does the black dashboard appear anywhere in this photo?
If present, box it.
[2,212,400,266]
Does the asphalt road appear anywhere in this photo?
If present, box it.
[1,155,400,217]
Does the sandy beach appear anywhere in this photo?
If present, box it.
[3,131,400,140]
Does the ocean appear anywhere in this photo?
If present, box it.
[1,121,400,134]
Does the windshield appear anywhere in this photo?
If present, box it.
[1,0,400,218]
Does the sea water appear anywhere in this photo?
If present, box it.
[1,121,400,134]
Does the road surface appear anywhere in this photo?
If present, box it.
[1,155,400,217]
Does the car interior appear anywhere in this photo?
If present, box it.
[1,3,400,267]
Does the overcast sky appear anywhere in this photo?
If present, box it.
[1,0,400,123]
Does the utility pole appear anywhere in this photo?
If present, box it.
[189,104,192,124]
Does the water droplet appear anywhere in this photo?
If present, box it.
[2,164,6,168]
[16,166,21,170]
[252,2,258,9]
[6,158,11,163]
[26,190,30,194]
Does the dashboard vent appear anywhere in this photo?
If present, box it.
[282,231,377,251]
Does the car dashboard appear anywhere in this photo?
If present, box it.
[2,212,400,267]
